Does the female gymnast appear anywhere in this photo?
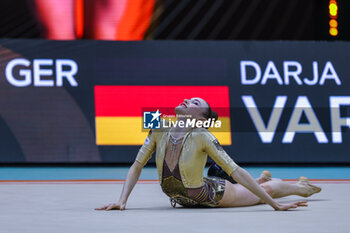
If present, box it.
[96,97,321,211]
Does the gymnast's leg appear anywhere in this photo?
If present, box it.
[32,0,76,40]
[84,0,128,40]
[208,163,281,185]
[218,178,321,207]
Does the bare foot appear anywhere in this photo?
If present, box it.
[297,176,322,197]
[257,170,272,184]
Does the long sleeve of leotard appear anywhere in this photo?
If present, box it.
[135,130,157,167]
[202,131,239,176]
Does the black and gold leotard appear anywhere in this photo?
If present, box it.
[135,127,239,207]
[160,134,225,207]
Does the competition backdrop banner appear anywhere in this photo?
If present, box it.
[95,85,231,145]
[0,39,349,163]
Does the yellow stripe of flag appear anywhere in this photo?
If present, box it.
[96,117,231,145]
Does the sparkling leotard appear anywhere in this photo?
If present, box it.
[160,135,226,207]
[136,127,239,207]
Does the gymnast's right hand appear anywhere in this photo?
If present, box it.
[95,202,126,211]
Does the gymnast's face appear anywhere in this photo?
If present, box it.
[175,97,209,120]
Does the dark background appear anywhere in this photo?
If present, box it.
[0,40,349,164]
[0,0,349,165]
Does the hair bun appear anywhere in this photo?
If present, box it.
[211,110,218,121]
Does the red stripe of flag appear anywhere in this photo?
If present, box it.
[95,86,230,117]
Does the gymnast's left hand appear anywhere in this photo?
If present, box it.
[95,202,126,211]
[274,201,308,211]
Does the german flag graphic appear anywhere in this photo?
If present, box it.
[95,86,231,145]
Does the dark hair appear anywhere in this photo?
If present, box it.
[202,102,218,122]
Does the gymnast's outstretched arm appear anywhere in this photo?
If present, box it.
[96,130,156,211]
[95,160,143,211]
[231,167,307,211]
[202,131,306,211]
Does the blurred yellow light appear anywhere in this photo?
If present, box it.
[329,19,338,27]
[329,27,338,36]
[329,3,338,16]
